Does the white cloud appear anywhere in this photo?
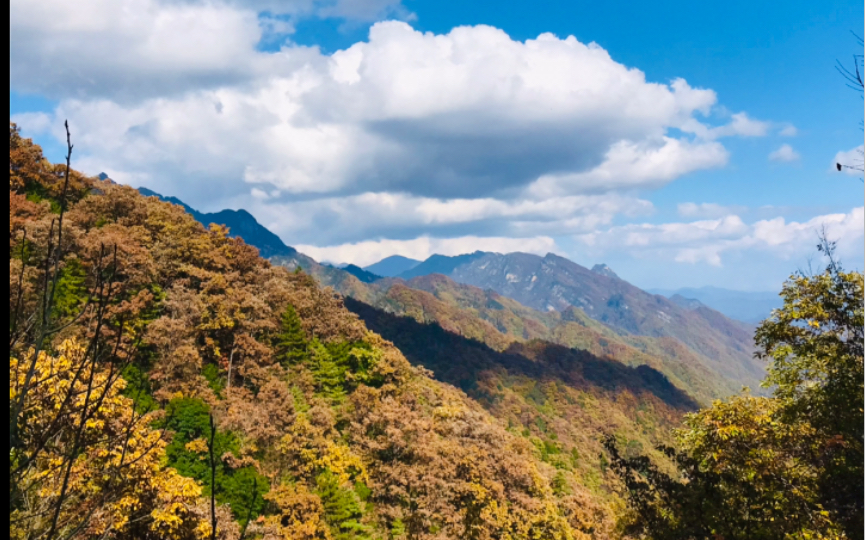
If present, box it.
[242,191,652,245]
[11,0,277,101]
[833,145,864,175]
[778,124,797,137]
[14,21,745,204]
[295,235,559,267]
[9,0,418,102]
[721,112,771,137]
[769,143,800,162]
[12,8,783,256]
[677,202,745,219]
[250,187,270,199]
[578,207,864,267]
[680,112,770,140]
[525,137,728,197]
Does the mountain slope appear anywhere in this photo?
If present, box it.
[445,252,763,391]
[344,296,693,508]
[13,130,652,539]
[310,273,735,403]
[127,189,760,401]
[364,255,421,277]
[138,187,297,259]
[341,263,382,283]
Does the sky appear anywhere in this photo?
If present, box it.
[10,0,865,291]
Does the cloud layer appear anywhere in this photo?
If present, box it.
[16,0,830,278]
[579,207,864,267]
[12,10,771,247]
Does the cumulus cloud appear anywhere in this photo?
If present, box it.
[578,207,864,267]
[768,144,800,162]
[526,137,728,197]
[680,112,770,140]
[9,0,419,102]
[11,0,273,101]
[240,191,652,245]
[14,21,745,202]
[295,235,559,267]
[12,5,782,256]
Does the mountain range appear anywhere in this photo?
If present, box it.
[13,157,708,537]
[137,187,765,403]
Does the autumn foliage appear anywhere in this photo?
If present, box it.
[605,247,863,540]
[9,123,629,539]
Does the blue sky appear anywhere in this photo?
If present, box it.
[11,0,864,291]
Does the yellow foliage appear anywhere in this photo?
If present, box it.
[263,483,331,540]
[314,442,368,485]
[278,414,367,485]
[185,438,210,455]
[10,339,209,540]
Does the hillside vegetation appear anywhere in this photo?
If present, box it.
[9,124,700,539]
[286,267,740,405]
[606,247,863,539]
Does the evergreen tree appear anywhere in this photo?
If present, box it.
[309,340,347,401]
[316,470,370,540]
[275,304,309,366]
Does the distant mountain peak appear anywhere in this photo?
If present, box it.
[591,264,619,279]
[396,251,489,280]
[364,255,421,277]
[341,264,382,283]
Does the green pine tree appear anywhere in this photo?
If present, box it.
[52,258,88,320]
[275,304,309,366]
[316,470,370,540]
[310,340,346,401]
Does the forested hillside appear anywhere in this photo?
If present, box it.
[137,187,299,259]
[284,268,741,405]
[445,252,762,389]
[10,124,697,539]
[124,187,761,405]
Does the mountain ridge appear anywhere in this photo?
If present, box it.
[124,191,763,401]
[396,251,490,280]
[137,187,298,259]
[15,132,669,538]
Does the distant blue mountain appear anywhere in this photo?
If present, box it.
[397,251,489,280]
[341,264,382,283]
[137,187,296,259]
[364,255,421,277]
[649,286,781,324]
